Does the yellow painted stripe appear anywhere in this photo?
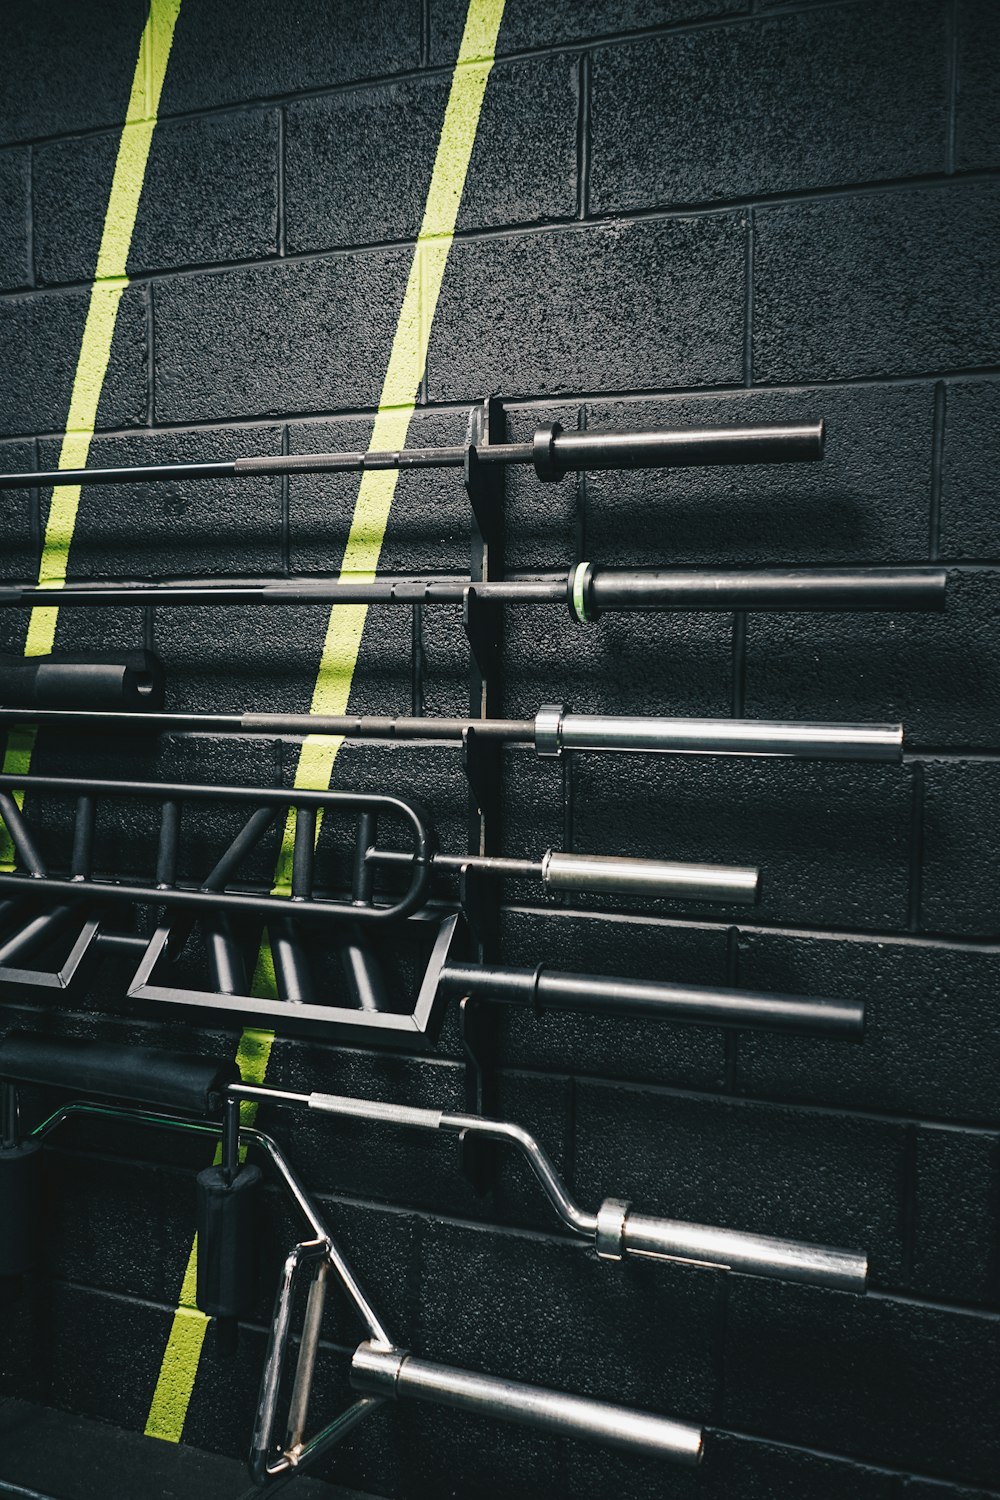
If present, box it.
[144,0,507,1445]
[0,0,182,865]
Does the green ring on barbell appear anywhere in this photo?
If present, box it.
[571,562,592,624]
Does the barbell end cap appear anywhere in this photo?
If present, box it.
[534,703,565,758]
[595,1198,630,1261]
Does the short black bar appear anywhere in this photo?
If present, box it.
[0,649,164,710]
[439,964,864,1038]
[0,420,823,492]
[581,566,948,616]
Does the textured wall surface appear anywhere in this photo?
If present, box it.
[1,1,1000,1497]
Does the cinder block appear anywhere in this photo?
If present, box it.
[743,569,1000,751]
[500,605,733,720]
[921,759,1000,937]
[722,1281,1000,1483]
[0,283,147,438]
[160,0,420,115]
[737,933,1000,1125]
[429,0,749,63]
[572,753,912,931]
[427,216,746,402]
[583,383,934,566]
[911,1127,1000,1307]
[754,183,1000,382]
[940,380,1000,559]
[495,907,729,1090]
[573,1080,908,1284]
[0,438,38,582]
[38,424,284,579]
[414,1216,720,1417]
[0,0,149,145]
[288,408,470,577]
[590,0,945,213]
[0,147,30,291]
[956,0,1000,171]
[34,110,279,285]
[697,1432,896,1500]
[153,251,413,425]
[286,55,577,254]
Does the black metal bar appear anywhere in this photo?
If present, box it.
[0,420,823,493]
[439,963,864,1038]
[156,800,181,889]
[0,793,46,876]
[584,566,948,615]
[0,564,947,614]
[0,706,533,742]
[70,796,96,879]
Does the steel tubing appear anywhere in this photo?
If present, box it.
[614,1210,868,1292]
[349,1342,705,1465]
[0,704,905,763]
[545,709,904,762]
[438,964,865,1037]
[0,420,822,493]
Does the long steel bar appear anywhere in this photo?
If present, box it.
[0,420,823,492]
[0,706,905,762]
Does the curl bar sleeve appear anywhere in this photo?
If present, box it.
[0,1032,238,1114]
[0,649,165,711]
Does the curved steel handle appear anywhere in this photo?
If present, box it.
[351,1342,704,1465]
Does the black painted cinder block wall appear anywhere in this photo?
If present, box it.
[1,2,1000,1497]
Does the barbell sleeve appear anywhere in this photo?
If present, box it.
[540,849,759,903]
[580,564,947,616]
[594,1200,868,1292]
[535,705,904,762]
[372,847,761,905]
[349,1342,704,1465]
[438,964,865,1037]
[0,649,164,710]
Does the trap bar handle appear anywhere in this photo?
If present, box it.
[0,420,823,493]
[350,1342,704,1465]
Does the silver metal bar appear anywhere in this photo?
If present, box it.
[350,1342,704,1465]
[541,849,759,903]
[285,1264,328,1454]
[543,709,904,762]
[606,1207,868,1292]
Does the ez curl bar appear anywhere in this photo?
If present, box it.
[0,1031,869,1483]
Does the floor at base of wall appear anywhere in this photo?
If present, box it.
[0,1400,379,1500]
